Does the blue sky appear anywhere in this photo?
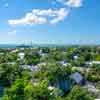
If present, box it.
[0,0,100,44]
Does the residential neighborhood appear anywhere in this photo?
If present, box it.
[0,0,99,99]
[0,46,100,99]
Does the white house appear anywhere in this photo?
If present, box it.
[21,65,38,71]
[11,49,18,53]
[73,55,79,60]
[18,52,25,60]
[92,61,100,64]
[85,61,93,67]
[84,84,100,95]
[86,61,100,67]
[59,61,70,66]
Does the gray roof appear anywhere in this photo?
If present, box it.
[70,72,83,84]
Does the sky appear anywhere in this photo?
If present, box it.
[0,0,100,45]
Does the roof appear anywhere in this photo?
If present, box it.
[92,61,100,64]
[21,65,38,71]
[84,84,100,94]
[70,72,83,84]
[59,61,70,66]
[48,86,55,91]
[18,52,25,56]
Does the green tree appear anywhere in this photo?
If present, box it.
[2,79,55,100]
[65,86,94,100]
[33,62,72,85]
[25,50,40,65]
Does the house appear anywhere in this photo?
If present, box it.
[11,49,18,53]
[48,86,55,91]
[48,86,64,97]
[59,61,70,66]
[73,55,79,60]
[92,61,100,66]
[85,61,93,67]
[38,49,47,57]
[84,84,100,95]
[58,79,72,93]
[54,72,84,96]
[70,72,84,86]
[21,65,38,71]
[86,61,100,67]
[18,52,25,60]
[93,61,100,64]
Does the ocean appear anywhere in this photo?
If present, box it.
[0,44,17,48]
[0,44,83,49]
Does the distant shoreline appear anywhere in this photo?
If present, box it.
[0,44,99,49]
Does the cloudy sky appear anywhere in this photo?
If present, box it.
[0,0,100,44]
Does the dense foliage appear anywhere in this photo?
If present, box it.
[0,46,100,100]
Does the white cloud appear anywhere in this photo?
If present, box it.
[66,0,83,7]
[56,0,83,8]
[8,8,69,25]
[50,8,69,24]
[9,14,47,26]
